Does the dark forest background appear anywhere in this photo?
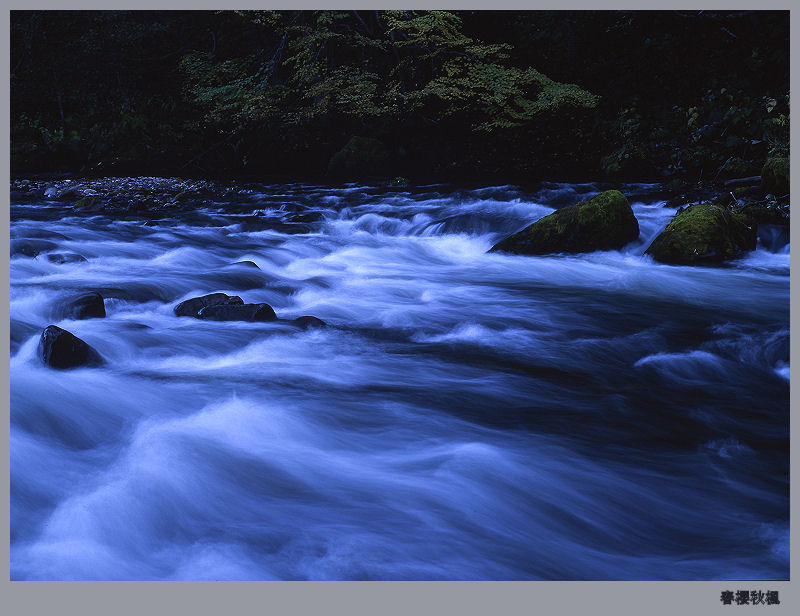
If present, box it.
[10,10,790,184]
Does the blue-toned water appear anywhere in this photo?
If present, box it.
[9,181,789,580]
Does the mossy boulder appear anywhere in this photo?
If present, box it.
[327,136,391,180]
[761,156,789,196]
[490,190,639,255]
[72,195,103,212]
[645,203,756,265]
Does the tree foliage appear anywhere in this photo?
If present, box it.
[10,10,789,182]
[178,11,598,134]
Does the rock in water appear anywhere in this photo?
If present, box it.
[38,325,104,369]
[292,316,327,329]
[490,190,639,255]
[56,292,106,320]
[197,303,277,322]
[174,293,244,318]
[645,203,756,265]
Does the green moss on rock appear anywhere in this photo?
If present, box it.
[761,156,789,196]
[644,203,756,265]
[490,190,639,255]
[71,195,102,211]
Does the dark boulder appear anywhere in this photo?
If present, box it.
[11,239,58,258]
[46,253,88,264]
[174,292,244,318]
[56,292,106,320]
[292,316,327,329]
[197,303,277,322]
[327,136,391,180]
[490,190,639,255]
[645,203,756,265]
[38,325,104,369]
[233,260,260,269]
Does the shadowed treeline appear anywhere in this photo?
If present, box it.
[10,10,789,183]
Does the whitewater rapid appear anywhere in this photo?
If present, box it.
[10,181,789,580]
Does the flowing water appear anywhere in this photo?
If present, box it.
[9,181,789,580]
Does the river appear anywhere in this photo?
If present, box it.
[9,180,790,580]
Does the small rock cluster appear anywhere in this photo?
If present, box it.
[36,290,326,370]
[36,292,108,369]
[172,292,324,328]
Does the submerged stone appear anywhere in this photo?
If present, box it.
[11,239,58,257]
[46,252,88,264]
[292,316,327,329]
[645,203,756,265]
[174,292,244,318]
[38,325,104,369]
[490,190,639,255]
[197,303,277,322]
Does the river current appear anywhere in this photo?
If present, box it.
[9,181,789,580]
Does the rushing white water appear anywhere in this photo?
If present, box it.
[10,181,789,580]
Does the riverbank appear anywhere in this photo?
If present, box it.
[9,171,789,210]
[11,174,789,267]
